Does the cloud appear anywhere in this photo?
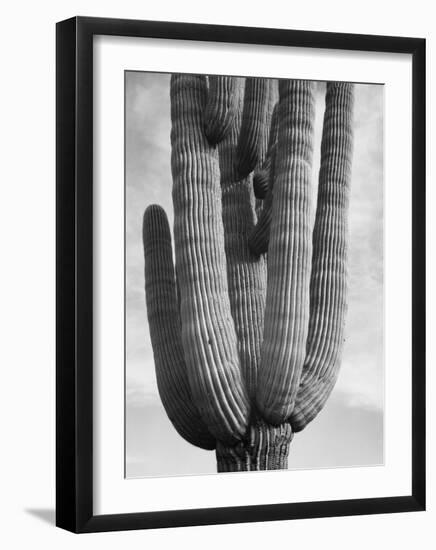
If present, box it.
[126,383,160,408]
[126,356,160,408]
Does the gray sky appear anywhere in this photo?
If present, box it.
[125,72,384,478]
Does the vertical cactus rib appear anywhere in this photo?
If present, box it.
[218,78,267,399]
[290,82,354,432]
[170,74,250,444]
[204,76,239,145]
[143,205,215,449]
[249,103,280,255]
[256,80,315,425]
[236,77,271,178]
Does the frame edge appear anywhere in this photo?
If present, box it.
[56,15,427,533]
[56,16,80,533]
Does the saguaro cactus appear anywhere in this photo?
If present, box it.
[142,74,354,471]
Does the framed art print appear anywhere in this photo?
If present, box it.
[56,16,426,532]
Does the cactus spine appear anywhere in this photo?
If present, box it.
[143,75,354,471]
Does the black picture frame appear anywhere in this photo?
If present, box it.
[56,16,426,533]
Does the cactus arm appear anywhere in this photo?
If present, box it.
[290,82,354,432]
[236,78,271,178]
[256,80,315,425]
[142,205,215,449]
[248,189,273,256]
[170,74,250,444]
[252,168,270,200]
[204,76,239,145]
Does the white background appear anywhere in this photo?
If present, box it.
[0,0,433,548]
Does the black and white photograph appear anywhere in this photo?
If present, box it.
[125,72,384,478]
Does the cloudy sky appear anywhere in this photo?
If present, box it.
[125,72,384,478]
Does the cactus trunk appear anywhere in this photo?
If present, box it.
[216,417,293,471]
